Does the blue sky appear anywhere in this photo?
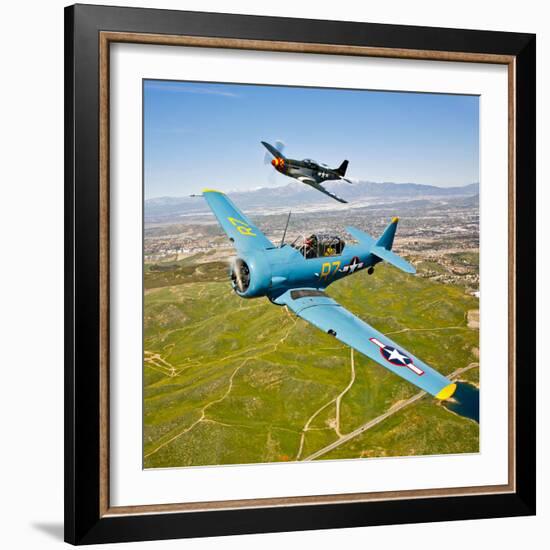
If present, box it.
[144,80,479,199]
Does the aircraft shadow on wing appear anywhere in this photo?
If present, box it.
[202,189,457,401]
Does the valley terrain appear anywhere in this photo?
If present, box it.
[143,181,480,468]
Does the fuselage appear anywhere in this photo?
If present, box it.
[231,241,381,301]
[272,157,341,184]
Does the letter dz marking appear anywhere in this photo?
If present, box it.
[228,217,256,236]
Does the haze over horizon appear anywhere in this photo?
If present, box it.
[144,80,479,199]
[146,179,479,201]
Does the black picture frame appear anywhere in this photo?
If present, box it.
[65,3,536,545]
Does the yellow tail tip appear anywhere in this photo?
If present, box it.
[202,188,224,194]
[435,383,457,400]
[391,216,399,223]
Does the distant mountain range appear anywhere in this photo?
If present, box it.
[145,180,479,223]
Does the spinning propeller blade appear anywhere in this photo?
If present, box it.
[262,140,287,185]
[228,257,243,292]
[262,140,286,164]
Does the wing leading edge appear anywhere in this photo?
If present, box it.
[273,289,456,400]
[301,179,348,204]
[203,189,274,252]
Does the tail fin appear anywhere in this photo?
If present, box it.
[376,217,399,250]
[373,217,415,273]
[336,160,349,177]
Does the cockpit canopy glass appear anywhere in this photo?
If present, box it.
[291,234,345,259]
[303,158,318,166]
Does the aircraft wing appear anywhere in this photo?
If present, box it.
[273,288,456,399]
[202,189,274,252]
[300,178,348,204]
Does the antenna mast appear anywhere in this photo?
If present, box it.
[280,211,291,247]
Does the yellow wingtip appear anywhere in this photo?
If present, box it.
[391,216,399,223]
[202,188,224,194]
[435,383,457,401]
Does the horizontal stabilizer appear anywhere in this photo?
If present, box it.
[370,245,416,274]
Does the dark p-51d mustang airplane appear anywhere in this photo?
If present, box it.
[261,141,352,203]
[202,189,457,401]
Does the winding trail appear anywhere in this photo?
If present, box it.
[144,350,200,378]
[144,298,479,462]
[144,351,178,377]
[335,350,356,437]
[301,362,478,462]
[385,325,467,336]
[296,349,356,459]
[144,357,250,459]
[144,317,297,460]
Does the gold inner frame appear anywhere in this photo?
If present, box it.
[98,31,516,517]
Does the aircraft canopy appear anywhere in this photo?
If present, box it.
[291,233,345,259]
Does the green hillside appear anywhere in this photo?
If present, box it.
[143,260,479,468]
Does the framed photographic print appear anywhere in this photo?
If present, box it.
[64,3,536,545]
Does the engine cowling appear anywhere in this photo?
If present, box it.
[230,253,272,298]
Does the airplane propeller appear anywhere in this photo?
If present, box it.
[263,140,286,186]
[229,257,250,293]
[264,139,286,186]
[263,139,286,165]
[232,258,244,292]
[227,257,242,292]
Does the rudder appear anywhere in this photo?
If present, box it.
[376,217,399,250]
[336,160,349,176]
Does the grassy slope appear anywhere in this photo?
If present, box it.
[321,399,479,460]
[143,261,479,468]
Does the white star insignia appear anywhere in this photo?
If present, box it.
[387,348,409,364]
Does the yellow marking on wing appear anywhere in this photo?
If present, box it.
[435,383,457,400]
[391,216,399,223]
[202,188,224,194]
[237,225,256,236]
[228,216,256,237]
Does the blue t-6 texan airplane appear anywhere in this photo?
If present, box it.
[203,189,457,401]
